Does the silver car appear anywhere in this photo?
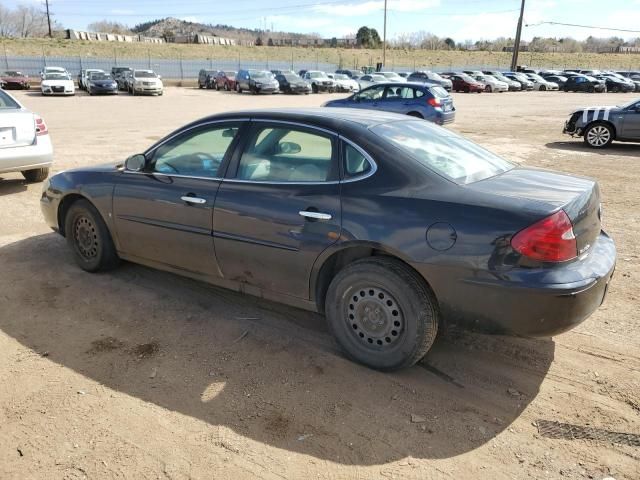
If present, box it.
[471,74,509,93]
[0,89,53,182]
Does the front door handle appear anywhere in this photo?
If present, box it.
[181,195,206,205]
[299,210,332,221]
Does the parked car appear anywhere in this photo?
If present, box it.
[40,66,68,80]
[406,71,452,91]
[0,71,30,89]
[236,70,280,94]
[335,69,362,79]
[609,71,640,92]
[129,70,163,96]
[40,108,616,371]
[122,71,134,93]
[275,73,311,94]
[86,71,118,95]
[503,72,534,90]
[470,73,508,93]
[303,71,336,93]
[378,72,406,83]
[79,69,104,90]
[111,67,133,90]
[482,71,522,91]
[198,69,218,89]
[525,73,559,91]
[0,88,52,182]
[328,73,359,93]
[41,72,75,96]
[593,74,635,93]
[357,74,387,90]
[562,75,606,93]
[448,73,484,93]
[214,71,237,91]
[563,98,640,148]
[324,82,455,124]
[541,74,569,89]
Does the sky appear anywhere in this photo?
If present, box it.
[7,0,640,42]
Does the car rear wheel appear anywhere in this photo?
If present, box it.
[407,111,423,119]
[464,86,470,93]
[312,83,318,93]
[584,122,614,148]
[21,167,49,183]
[325,257,439,371]
[540,85,546,91]
[587,85,595,93]
[236,84,242,93]
[485,85,492,93]
[64,199,119,272]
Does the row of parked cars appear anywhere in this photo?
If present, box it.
[519,67,640,93]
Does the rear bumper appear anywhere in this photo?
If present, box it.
[419,231,616,337]
[0,135,53,174]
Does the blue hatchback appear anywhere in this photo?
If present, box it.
[323,82,455,124]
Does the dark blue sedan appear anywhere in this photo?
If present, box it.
[323,82,455,125]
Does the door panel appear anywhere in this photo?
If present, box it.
[620,106,640,139]
[213,122,342,299]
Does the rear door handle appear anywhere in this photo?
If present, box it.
[181,196,206,204]
[299,210,332,220]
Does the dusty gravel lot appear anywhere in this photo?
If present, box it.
[0,88,639,480]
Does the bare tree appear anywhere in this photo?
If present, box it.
[86,20,132,35]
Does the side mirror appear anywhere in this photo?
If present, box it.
[124,154,146,172]
[276,141,301,155]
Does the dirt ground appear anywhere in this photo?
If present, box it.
[0,88,639,480]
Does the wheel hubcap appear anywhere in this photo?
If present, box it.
[74,216,98,259]
[346,287,404,348]
[587,126,610,146]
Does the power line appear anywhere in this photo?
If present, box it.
[526,21,640,34]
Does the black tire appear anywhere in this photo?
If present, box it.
[464,86,470,93]
[540,85,546,91]
[198,83,204,89]
[236,84,242,93]
[587,85,595,93]
[21,167,49,183]
[215,83,220,91]
[407,111,423,118]
[64,199,119,272]
[312,83,318,94]
[325,257,439,371]
[485,85,492,93]
[583,122,614,149]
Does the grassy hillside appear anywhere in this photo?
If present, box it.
[1,37,639,70]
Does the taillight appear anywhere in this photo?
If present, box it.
[427,97,441,107]
[35,115,48,136]
[511,210,577,262]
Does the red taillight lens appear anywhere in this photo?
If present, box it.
[427,97,441,107]
[35,115,48,136]
[511,210,577,262]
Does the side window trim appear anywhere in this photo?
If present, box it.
[223,119,340,185]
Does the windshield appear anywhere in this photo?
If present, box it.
[253,71,273,79]
[370,75,385,81]
[90,73,111,81]
[371,121,513,185]
[529,74,544,81]
[0,90,20,109]
[458,73,475,82]
[334,74,348,80]
[3,71,23,77]
[135,71,157,78]
[225,71,236,77]
[620,99,640,109]
[45,73,70,80]
[493,73,509,81]
[382,72,400,78]
[427,72,443,81]
[309,72,328,78]
[283,74,300,81]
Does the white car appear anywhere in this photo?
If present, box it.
[328,73,359,93]
[379,71,406,83]
[358,74,387,90]
[40,66,68,80]
[525,73,559,91]
[41,72,75,96]
[0,88,53,182]
[471,73,509,93]
[130,70,163,96]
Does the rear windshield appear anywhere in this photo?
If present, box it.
[0,90,20,109]
[370,121,513,184]
[429,86,449,98]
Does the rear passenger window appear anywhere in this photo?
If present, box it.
[344,143,372,178]
[237,126,335,182]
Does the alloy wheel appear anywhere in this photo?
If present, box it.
[74,215,99,260]
[586,126,611,147]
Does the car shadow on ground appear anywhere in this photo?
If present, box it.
[0,178,27,195]
[0,233,555,465]
[546,141,640,158]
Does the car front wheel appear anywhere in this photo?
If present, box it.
[325,257,439,371]
[64,199,119,272]
[584,122,614,148]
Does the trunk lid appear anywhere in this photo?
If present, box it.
[468,167,601,257]
[0,110,36,148]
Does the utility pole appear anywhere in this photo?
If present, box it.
[382,0,387,67]
[510,0,525,71]
[45,0,52,38]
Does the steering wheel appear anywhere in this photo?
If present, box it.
[156,161,179,173]
[191,152,217,162]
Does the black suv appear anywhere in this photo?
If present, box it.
[198,69,218,89]
[111,66,132,91]
[563,75,606,93]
